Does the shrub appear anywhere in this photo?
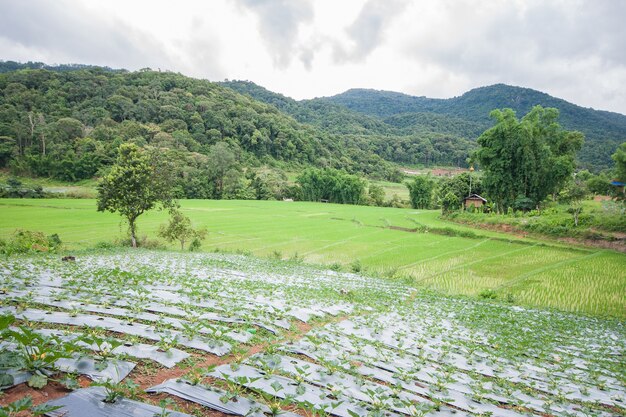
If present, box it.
[350,259,362,273]
[115,235,165,250]
[0,230,62,255]
[478,289,497,299]
[329,263,342,272]
[94,241,117,249]
[188,237,203,252]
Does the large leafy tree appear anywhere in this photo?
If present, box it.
[297,168,366,205]
[97,143,174,247]
[474,106,583,212]
[406,175,434,209]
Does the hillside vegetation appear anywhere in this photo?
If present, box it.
[0,64,400,185]
[222,80,477,167]
[320,85,626,170]
[2,61,623,181]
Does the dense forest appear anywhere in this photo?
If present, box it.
[221,80,478,167]
[0,63,404,194]
[319,85,626,171]
[1,61,624,194]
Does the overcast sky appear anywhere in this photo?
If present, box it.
[1,0,625,114]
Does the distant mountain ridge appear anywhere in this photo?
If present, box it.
[318,84,626,170]
[222,81,624,170]
[0,60,620,172]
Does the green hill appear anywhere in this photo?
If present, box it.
[220,80,478,167]
[1,61,622,179]
[321,84,626,170]
[0,65,402,185]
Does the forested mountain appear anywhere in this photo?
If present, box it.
[1,60,622,190]
[221,80,477,167]
[0,65,403,190]
[320,85,626,170]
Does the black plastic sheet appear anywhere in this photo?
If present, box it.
[44,386,193,417]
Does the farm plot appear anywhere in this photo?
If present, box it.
[2,199,625,316]
[0,250,624,417]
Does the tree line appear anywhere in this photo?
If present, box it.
[405,106,626,214]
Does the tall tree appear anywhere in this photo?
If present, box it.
[406,175,434,209]
[473,106,583,212]
[97,143,174,247]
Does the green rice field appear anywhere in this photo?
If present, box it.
[1,198,624,317]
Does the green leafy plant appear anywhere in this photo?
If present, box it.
[0,396,62,417]
[93,378,140,403]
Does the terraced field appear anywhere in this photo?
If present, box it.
[0,251,624,416]
[1,199,624,316]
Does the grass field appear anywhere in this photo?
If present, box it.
[1,198,625,317]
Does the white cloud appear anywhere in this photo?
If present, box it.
[0,0,624,113]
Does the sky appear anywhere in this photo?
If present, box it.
[1,0,625,114]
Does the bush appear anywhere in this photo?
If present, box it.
[350,259,362,273]
[93,241,117,249]
[329,263,342,272]
[114,235,165,250]
[478,289,498,300]
[188,237,202,252]
[0,230,62,255]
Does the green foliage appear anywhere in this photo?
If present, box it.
[559,177,589,226]
[221,80,477,168]
[0,229,62,254]
[158,209,207,250]
[93,379,140,403]
[474,106,583,212]
[97,143,174,247]
[406,175,434,209]
[0,396,63,417]
[0,67,400,183]
[440,192,460,214]
[612,142,626,183]
[296,168,366,205]
[0,321,78,391]
[0,177,45,198]
[367,184,385,206]
[249,169,290,200]
[435,173,481,209]
[585,173,613,195]
[320,84,626,171]
[478,289,498,300]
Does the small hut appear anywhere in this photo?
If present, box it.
[463,194,487,209]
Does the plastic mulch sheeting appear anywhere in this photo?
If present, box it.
[55,357,134,383]
[0,306,231,355]
[32,328,190,368]
[146,379,300,417]
[43,387,193,417]
[208,363,401,417]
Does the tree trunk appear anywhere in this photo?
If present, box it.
[129,218,138,248]
[28,113,35,149]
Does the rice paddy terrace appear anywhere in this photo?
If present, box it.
[0,251,624,416]
[0,199,624,317]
